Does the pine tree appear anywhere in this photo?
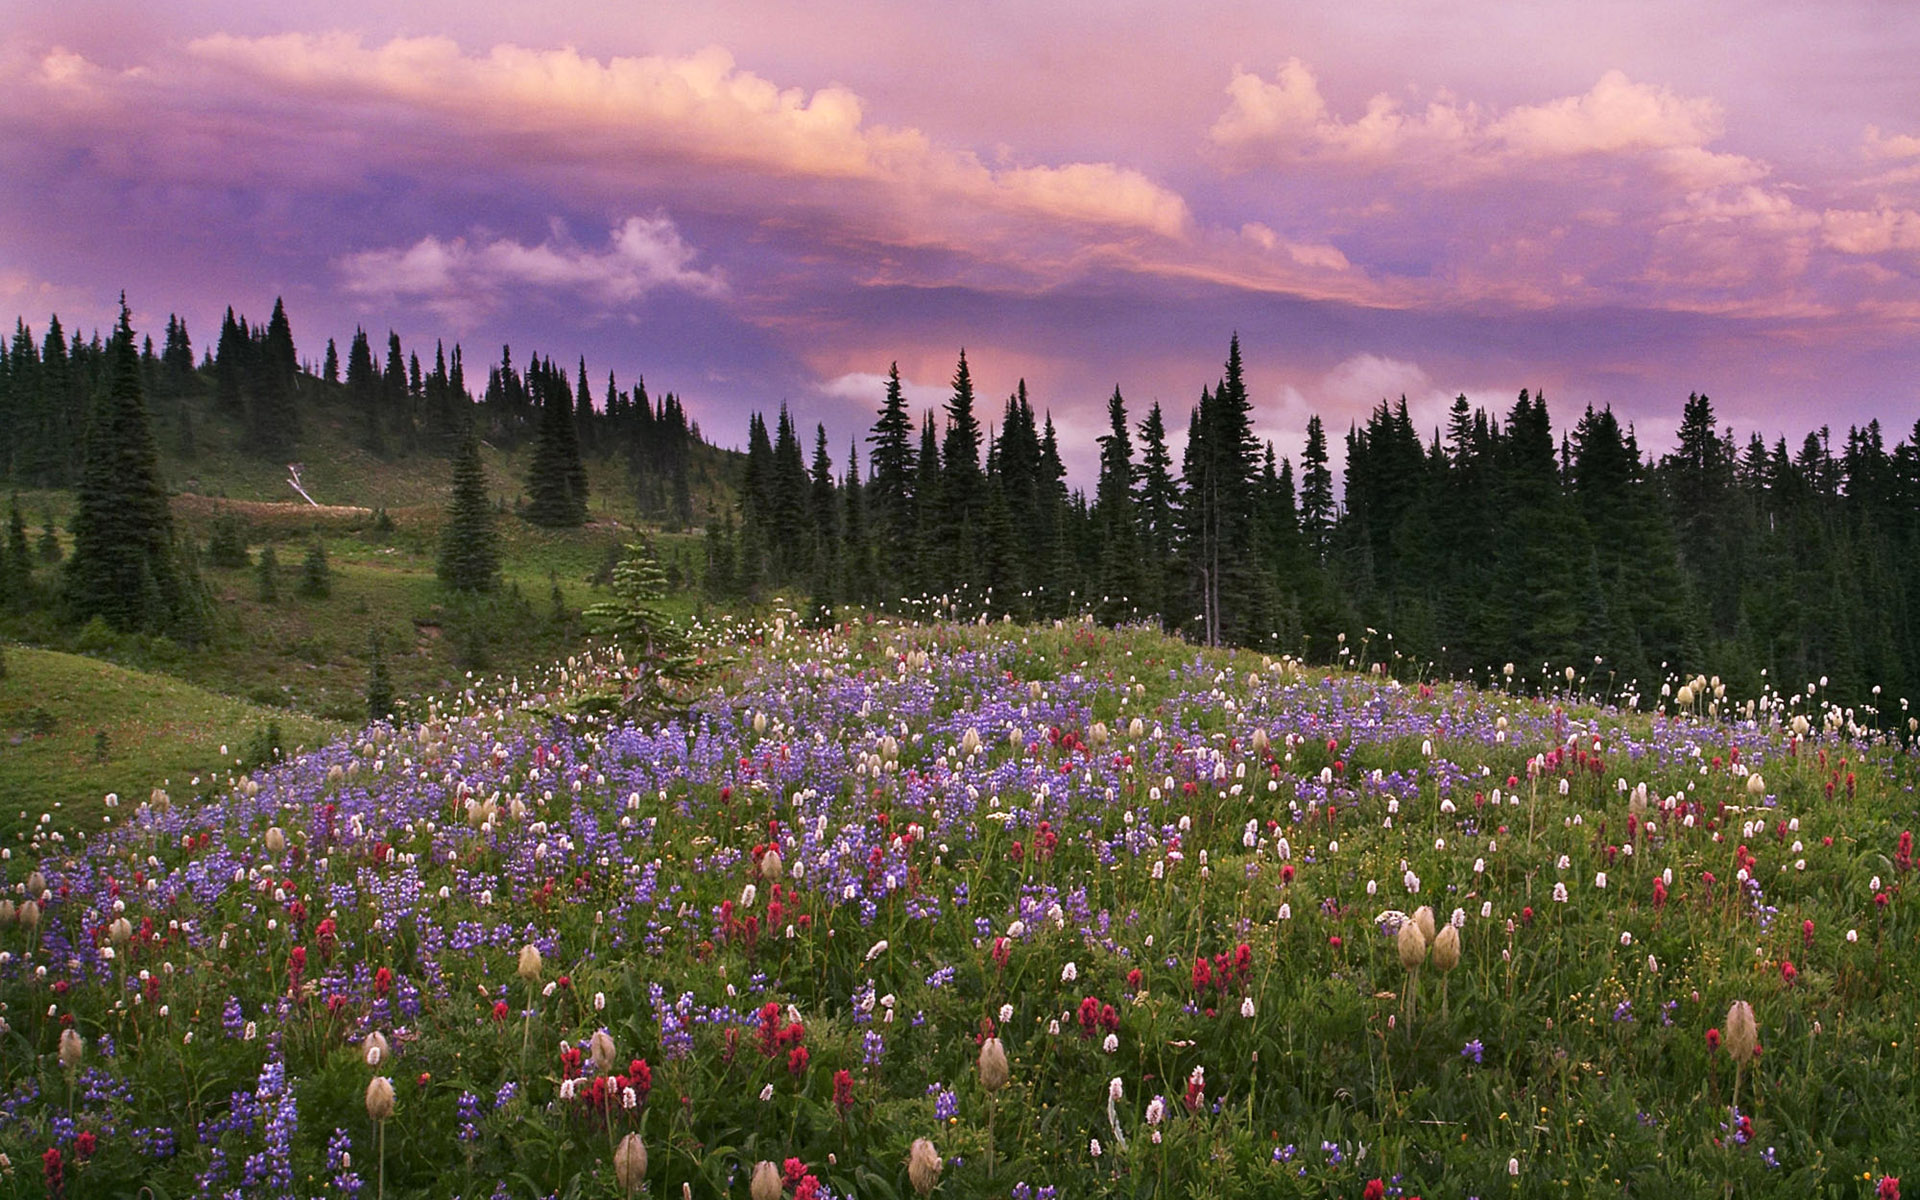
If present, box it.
[365,632,394,723]
[867,363,917,573]
[256,543,280,602]
[525,365,588,526]
[64,298,191,634]
[1093,387,1143,623]
[702,511,737,601]
[938,352,986,589]
[245,297,299,457]
[1299,415,1334,563]
[585,538,706,715]
[322,338,339,385]
[296,538,331,599]
[1135,402,1179,622]
[808,425,839,625]
[438,420,500,591]
[841,440,873,607]
[207,515,251,569]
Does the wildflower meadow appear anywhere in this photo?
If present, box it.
[2,617,1917,1198]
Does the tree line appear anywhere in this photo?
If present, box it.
[0,302,704,530]
[717,337,1920,710]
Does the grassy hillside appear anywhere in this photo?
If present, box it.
[1,371,734,822]
[0,644,342,839]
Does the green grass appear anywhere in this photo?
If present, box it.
[0,644,342,840]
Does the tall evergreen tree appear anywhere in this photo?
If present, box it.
[1093,387,1143,622]
[867,363,918,571]
[438,420,500,591]
[525,365,589,526]
[938,351,986,589]
[64,299,193,634]
[1135,401,1179,623]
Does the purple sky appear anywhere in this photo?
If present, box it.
[5,1,1920,482]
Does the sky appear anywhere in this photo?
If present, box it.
[5,0,1920,483]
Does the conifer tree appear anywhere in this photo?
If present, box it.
[703,511,737,601]
[1093,387,1143,623]
[1135,401,1179,622]
[256,543,279,602]
[585,538,706,714]
[867,364,917,572]
[64,298,192,634]
[938,351,985,589]
[525,367,589,526]
[365,632,394,723]
[438,420,500,591]
[841,440,873,606]
[297,537,331,599]
[1,498,29,607]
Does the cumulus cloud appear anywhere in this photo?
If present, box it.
[1822,207,1920,255]
[182,34,1190,239]
[1863,125,1920,161]
[1209,61,1763,189]
[337,214,725,323]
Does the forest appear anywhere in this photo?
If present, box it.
[6,302,1918,711]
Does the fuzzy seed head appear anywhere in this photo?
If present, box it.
[264,826,286,854]
[18,900,39,930]
[365,1075,395,1121]
[977,1036,1010,1092]
[1725,999,1758,1061]
[590,1029,617,1075]
[362,1031,390,1068]
[517,944,543,982]
[1412,905,1436,947]
[614,1133,648,1192]
[58,1028,83,1070]
[1431,924,1461,973]
[908,1138,944,1195]
[760,849,784,882]
[750,1160,782,1200]
[1397,918,1429,971]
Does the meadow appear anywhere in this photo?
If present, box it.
[0,617,1914,1198]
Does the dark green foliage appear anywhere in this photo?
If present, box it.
[438,420,500,592]
[206,515,251,569]
[365,632,393,723]
[1,500,29,606]
[37,514,60,564]
[296,538,330,599]
[256,543,279,602]
[524,358,588,526]
[703,512,737,601]
[936,351,985,588]
[1093,386,1142,623]
[585,538,708,715]
[63,300,194,635]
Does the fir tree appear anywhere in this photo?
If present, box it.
[206,515,250,569]
[1093,387,1143,623]
[297,538,331,599]
[245,297,299,457]
[438,420,500,592]
[867,363,917,571]
[938,351,985,589]
[256,543,279,602]
[365,632,394,723]
[1135,401,1179,622]
[703,511,737,601]
[64,298,191,634]
[2,498,29,607]
[525,366,588,526]
[585,538,706,715]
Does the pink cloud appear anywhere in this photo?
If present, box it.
[182,33,1189,238]
[1209,61,1763,189]
[337,214,725,325]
